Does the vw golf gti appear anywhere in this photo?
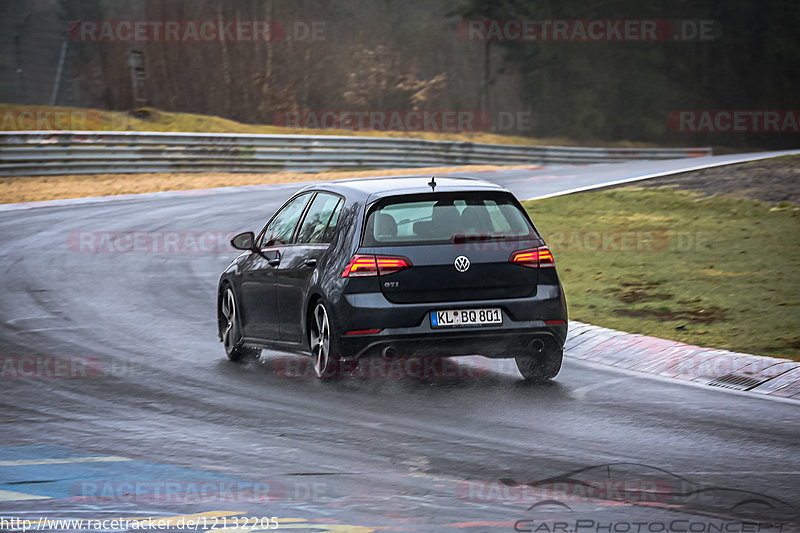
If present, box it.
[217,176,568,382]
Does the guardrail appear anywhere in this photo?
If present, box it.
[0,131,713,176]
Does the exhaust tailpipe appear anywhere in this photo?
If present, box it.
[382,346,399,358]
[530,339,545,353]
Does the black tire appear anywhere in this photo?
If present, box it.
[515,346,563,383]
[219,286,261,361]
[308,300,340,378]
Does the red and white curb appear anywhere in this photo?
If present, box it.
[566,321,800,400]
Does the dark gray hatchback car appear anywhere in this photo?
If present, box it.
[218,176,568,382]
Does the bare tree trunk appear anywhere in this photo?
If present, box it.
[480,40,490,115]
[217,3,232,114]
[302,47,311,110]
[260,0,274,118]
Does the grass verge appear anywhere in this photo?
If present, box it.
[0,103,660,148]
[524,188,800,360]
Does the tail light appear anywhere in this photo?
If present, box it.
[342,254,412,277]
[509,246,555,268]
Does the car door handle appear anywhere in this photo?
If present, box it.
[304,258,318,268]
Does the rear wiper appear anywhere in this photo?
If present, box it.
[452,233,510,243]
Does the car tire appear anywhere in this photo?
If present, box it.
[220,286,261,361]
[309,300,339,378]
[515,347,563,383]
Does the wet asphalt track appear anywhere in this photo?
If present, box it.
[1,153,799,532]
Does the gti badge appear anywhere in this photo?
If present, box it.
[454,255,470,272]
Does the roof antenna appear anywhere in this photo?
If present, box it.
[428,176,437,191]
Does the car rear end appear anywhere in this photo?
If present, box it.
[331,186,568,360]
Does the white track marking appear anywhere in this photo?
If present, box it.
[0,490,50,501]
[0,456,132,466]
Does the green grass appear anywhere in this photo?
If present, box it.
[0,103,662,148]
[524,188,800,359]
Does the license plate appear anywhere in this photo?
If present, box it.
[430,308,502,328]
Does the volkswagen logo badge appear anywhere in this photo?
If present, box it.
[454,255,470,272]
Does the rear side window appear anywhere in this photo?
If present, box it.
[296,193,343,244]
[363,193,535,246]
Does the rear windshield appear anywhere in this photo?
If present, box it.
[362,193,536,246]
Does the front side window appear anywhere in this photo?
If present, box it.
[258,193,311,247]
[363,193,535,246]
[296,193,343,244]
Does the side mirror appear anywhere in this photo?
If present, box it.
[231,231,255,251]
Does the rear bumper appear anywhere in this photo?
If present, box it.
[340,326,566,359]
[333,284,568,359]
